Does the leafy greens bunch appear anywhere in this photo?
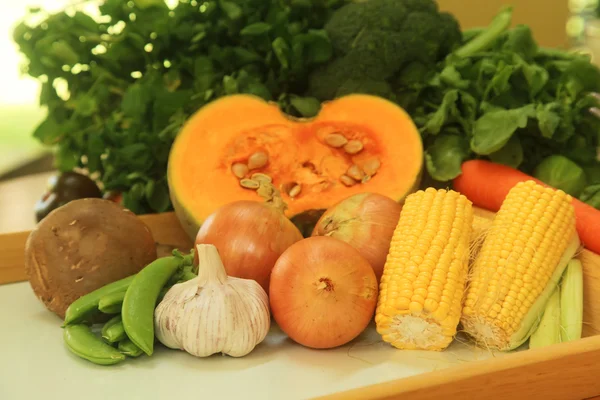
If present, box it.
[14,0,600,212]
[13,0,345,214]
[397,7,600,205]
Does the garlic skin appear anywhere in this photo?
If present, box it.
[154,244,271,358]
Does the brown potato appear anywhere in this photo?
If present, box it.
[24,198,158,319]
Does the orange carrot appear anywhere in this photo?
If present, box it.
[453,159,600,255]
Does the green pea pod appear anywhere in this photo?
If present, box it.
[118,338,144,357]
[98,290,127,314]
[122,255,183,356]
[64,324,125,366]
[63,275,135,326]
[101,315,127,343]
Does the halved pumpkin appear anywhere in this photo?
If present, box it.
[168,94,423,239]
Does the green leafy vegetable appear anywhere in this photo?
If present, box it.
[533,155,587,198]
[13,0,343,214]
[425,134,470,182]
[470,105,535,155]
[13,1,600,213]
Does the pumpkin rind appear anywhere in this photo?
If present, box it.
[168,94,424,239]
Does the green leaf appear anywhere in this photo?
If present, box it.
[74,95,98,117]
[536,103,560,138]
[439,65,470,89]
[580,184,600,208]
[145,179,171,212]
[133,0,165,9]
[232,47,262,66]
[483,63,515,100]
[471,104,535,155]
[503,25,538,60]
[32,116,62,145]
[240,22,272,36]
[73,12,100,32]
[49,40,79,65]
[423,90,459,135]
[533,155,587,197]
[115,144,152,172]
[522,63,548,97]
[55,145,80,171]
[122,84,150,119]
[302,30,333,65]
[272,37,290,69]
[194,56,215,92]
[219,0,242,20]
[242,82,272,100]
[489,135,523,168]
[163,69,182,92]
[289,96,321,117]
[223,75,238,94]
[122,182,148,215]
[86,134,104,173]
[425,134,470,182]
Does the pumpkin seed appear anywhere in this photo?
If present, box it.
[340,175,356,187]
[257,183,275,198]
[344,140,364,155]
[346,165,365,181]
[240,179,260,189]
[324,133,348,148]
[363,158,381,176]
[251,173,272,184]
[231,163,249,179]
[248,151,269,170]
[288,184,302,198]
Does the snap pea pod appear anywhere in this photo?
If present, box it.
[101,315,126,343]
[122,255,184,356]
[118,338,144,357]
[98,290,127,314]
[63,324,125,366]
[63,275,135,326]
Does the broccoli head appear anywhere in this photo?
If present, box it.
[308,0,463,100]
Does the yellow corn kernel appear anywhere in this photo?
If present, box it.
[375,188,474,351]
[461,180,580,351]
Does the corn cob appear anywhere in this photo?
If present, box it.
[375,188,474,351]
[461,180,580,351]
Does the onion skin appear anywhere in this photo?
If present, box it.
[311,192,402,282]
[269,236,378,349]
[194,200,304,293]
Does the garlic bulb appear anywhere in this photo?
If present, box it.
[154,244,271,357]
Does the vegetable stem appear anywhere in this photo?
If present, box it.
[453,6,513,58]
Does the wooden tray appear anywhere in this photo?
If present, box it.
[2,208,600,400]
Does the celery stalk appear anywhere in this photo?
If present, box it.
[560,259,584,342]
[529,286,561,348]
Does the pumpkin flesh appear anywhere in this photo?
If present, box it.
[168,94,423,238]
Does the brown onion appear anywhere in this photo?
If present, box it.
[195,198,303,293]
[311,192,402,281]
[269,236,378,349]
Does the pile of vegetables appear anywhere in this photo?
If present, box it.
[15,0,600,214]
[30,176,585,365]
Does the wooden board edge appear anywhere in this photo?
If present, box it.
[315,335,600,400]
[0,211,193,286]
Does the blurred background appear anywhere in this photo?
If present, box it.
[0,0,596,232]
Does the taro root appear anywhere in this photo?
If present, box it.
[24,198,158,319]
